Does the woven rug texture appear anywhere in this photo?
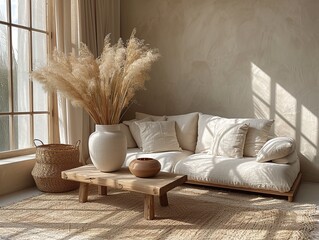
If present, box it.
[0,185,316,240]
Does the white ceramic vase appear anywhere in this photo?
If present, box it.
[88,124,127,172]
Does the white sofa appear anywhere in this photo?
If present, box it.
[121,112,301,202]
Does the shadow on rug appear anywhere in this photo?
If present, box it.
[0,185,316,240]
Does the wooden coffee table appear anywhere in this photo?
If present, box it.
[61,164,187,220]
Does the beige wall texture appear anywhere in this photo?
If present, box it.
[120,0,319,182]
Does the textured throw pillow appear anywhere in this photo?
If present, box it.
[272,151,297,164]
[211,123,249,158]
[123,117,152,148]
[195,115,273,156]
[119,123,137,148]
[136,121,181,153]
[195,113,221,153]
[135,112,166,121]
[166,112,199,152]
[241,119,274,157]
[256,137,296,163]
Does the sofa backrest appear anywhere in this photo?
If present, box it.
[166,112,199,152]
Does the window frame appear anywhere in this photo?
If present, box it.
[0,0,53,159]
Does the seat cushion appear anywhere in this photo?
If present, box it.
[174,153,300,192]
[124,148,193,173]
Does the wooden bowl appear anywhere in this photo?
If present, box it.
[129,158,161,178]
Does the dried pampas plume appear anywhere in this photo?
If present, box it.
[31,29,160,124]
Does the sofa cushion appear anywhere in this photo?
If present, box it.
[123,117,152,148]
[166,112,199,152]
[195,113,221,153]
[124,148,193,172]
[272,151,298,164]
[174,153,300,192]
[136,121,181,153]
[211,122,249,158]
[241,119,274,157]
[119,123,137,148]
[195,113,274,157]
[256,137,296,163]
[135,112,167,121]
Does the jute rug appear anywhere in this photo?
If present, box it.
[0,185,316,240]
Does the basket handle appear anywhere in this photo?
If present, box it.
[33,139,44,147]
[75,140,81,149]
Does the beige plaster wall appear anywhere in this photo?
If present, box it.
[120,0,319,182]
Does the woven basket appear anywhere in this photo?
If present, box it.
[31,140,81,193]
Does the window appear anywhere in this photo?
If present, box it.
[0,0,51,158]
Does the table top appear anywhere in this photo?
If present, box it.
[61,164,187,196]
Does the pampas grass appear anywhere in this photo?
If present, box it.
[31,30,160,124]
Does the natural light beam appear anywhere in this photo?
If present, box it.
[275,83,297,127]
[251,63,271,119]
[301,105,318,146]
[273,83,297,138]
[300,105,318,160]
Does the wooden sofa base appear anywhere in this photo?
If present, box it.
[186,172,302,202]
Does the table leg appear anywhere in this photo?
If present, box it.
[159,193,168,207]
[144,194,155,220]
[79,183,89,203]
[98,186,107,195]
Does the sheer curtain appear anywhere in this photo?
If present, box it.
[49,0,120,164]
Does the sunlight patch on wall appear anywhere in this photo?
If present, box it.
[251,63,271,119]
[273,83,297,138]
[251,62,297,138]
[300,137,317,161]
[301,105,318,145]
[275,84,297,127]
[300,105,318,160]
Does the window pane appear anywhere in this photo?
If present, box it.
[0,0,7,22]
[11,0,30,27]
[12,27,30,112]
[34,114,48,143]
[33,81,48,111]
[0,24,9,113]
[32,0,46,31]
[32,31,47,111]
[13,115,30,149]
[32,31,47,69]
[0,115,10,151]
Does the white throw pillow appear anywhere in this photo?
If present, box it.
[211,122,249,158]
[166,112,199,152]
[256,137,296,163]
[195,115,273,156]
[272,151,298,164]
[135,112,166,121]
[136,121,181,153]
[195,113,221,153]
[119,123,137,148]
[241,119,274,157]
[123,117,152,148]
